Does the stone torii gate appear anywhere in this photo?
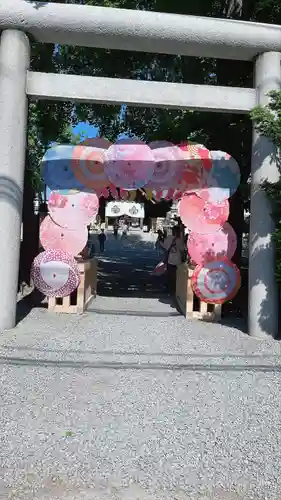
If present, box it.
[0,1,280,337]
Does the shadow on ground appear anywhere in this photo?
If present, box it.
[16,289,47,324]
[96,233,170,299]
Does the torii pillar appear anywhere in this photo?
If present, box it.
[249,52,281,338]
[0,30,30,330]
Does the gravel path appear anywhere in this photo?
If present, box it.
[1,230,281,499]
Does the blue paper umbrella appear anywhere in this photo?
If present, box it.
[42,145,85,192]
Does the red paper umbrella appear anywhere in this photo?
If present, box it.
[31,249,80,298]
[188,222,237,265]
[177,141,212,192]
[147,141,185,190]
[178,193,229,234]
[71,142,109,191]
[191,258,241,304]
[105,138,155,190]
[40,216,88,256]
[48,191,99,229]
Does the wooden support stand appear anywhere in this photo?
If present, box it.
[48,257,98,314]
[176,262,221,321]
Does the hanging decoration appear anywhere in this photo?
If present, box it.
[42,145,84,192]
[31,249,80,298]
[104,138,155,190]
[198,150,241,203]
[177,141,211,193]
[187,222,237,265]
[178,192,229,234]
[40,215,88,256]
[35,135,242,304]
[72,143,109,192]
[48,191,99,229]
[176,146,241,305]
[191,258,241,304]
[109,184,119,199]
[147,140,185,190]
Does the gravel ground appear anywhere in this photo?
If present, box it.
[1,231,281,499]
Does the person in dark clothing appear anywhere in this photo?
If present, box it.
[155,229,164,256]
[161,226,185,295]
[98,229,106,252]
[113,220,119,239]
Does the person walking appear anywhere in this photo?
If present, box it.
[155,229,164,257]
[161,226,186,295]
[98,229,106,252]
[113,219,119,239]
[121,222,129,241]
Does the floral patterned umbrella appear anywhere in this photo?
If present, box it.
[104,138,155,190]
[48,191,99,229]
[31,249,80,298]
[146,141,185,190]
[187,222,237,265]
[40,215,88,256]
[178,192,229,234]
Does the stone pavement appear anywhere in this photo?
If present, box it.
[0,230,281,499]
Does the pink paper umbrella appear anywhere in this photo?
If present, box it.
[198,150,241,203]
[177,141,212,193]
[104,138,155,190]
[147,141,185,190]
[178,192,229,234]
[31,249,80,298]
[48,191,99,229]
[191,257,241,304]
[40,215,88,256]
[188,222,237,265]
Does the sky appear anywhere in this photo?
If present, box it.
[72,122,99,140]
[72,104,127,141]
[72,121,129,141]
